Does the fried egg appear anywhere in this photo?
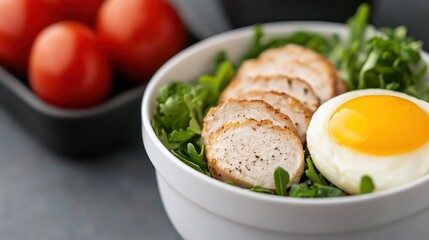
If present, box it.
[307,89,429,194]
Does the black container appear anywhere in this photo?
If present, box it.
[220,0,371,28]
[0,66,145,158]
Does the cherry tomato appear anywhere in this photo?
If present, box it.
[48,0,105,26]
[0,0,58,76]
[29,22,112,109]
[96,0,187,83]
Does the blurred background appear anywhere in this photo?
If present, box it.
[0,0,428,239]
[173,0,429,50]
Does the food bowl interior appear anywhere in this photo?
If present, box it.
[142,22,429,238]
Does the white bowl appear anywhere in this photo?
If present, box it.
[142,22,429,240]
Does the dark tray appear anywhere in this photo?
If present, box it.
[0,66,145,158]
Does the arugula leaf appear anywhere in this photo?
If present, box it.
[338,3,370,90]
[198,61,235,107]
[359,175,375,194]
[304,156,327,185]
[289,182,317,198]
[405,78,429,102]
[315,184,345,197]
[225,181,235,185]
[187,143,207,170]
[358,50,381,89]
[159,95,189,131]
[151,116,181,150]
[338,3,428,100]
[289,152,345,198]
[264,31,340,56]
[289,181,344,198]
[171,143,210,176]
[240,24,264,62]
[214,51,228,70]
[347,3,369,47]
[240,25,339,64]
[274,167,290,196]
[171,149,206,174]
[169,128,196,143]
[182,85,209,134]
[250,186,275,195]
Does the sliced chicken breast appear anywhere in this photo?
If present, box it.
[206,119,305,189]
[219,75,320,112]
[202,99,297,145]
[236,90,312,142]
[253,44,339,102]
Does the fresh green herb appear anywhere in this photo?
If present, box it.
[274,167,290,196]
[337,4,428,100]
[225,181,235,186]
[315,184,345,197]
[335,3,369,89]
[250,186,275,195]
[289,182,344,198]
[289,182,318,198]
[213,51,228,69]
[264,31,340,56]
[240,24,264,62]
[152,57,235,176]
[289,157,345,198]
[347,3,370,47]
[240,25,340,64]
[170,148,207,175]
[359,175,375,194]
[198,60,235,107]
[304,156,328,185]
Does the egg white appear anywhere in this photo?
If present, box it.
[307,89,429,194]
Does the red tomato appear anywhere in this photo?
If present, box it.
[29,22,112,109]
[96,0,187,83]
[48,0,105,26]
[0,0,58,76]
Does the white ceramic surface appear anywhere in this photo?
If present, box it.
[142,22,429,240]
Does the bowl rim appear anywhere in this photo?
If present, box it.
[142,20,429,206]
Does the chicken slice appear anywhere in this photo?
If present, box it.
[206,119,304,189]
[236,90,312,142]
[201,99,296,145]
[251,44,339,102]
[219,75,320,112]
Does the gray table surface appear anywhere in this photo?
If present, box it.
[0,1,427,239]
[0,104,181,240]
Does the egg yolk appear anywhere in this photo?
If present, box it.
[329,95,429,155]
